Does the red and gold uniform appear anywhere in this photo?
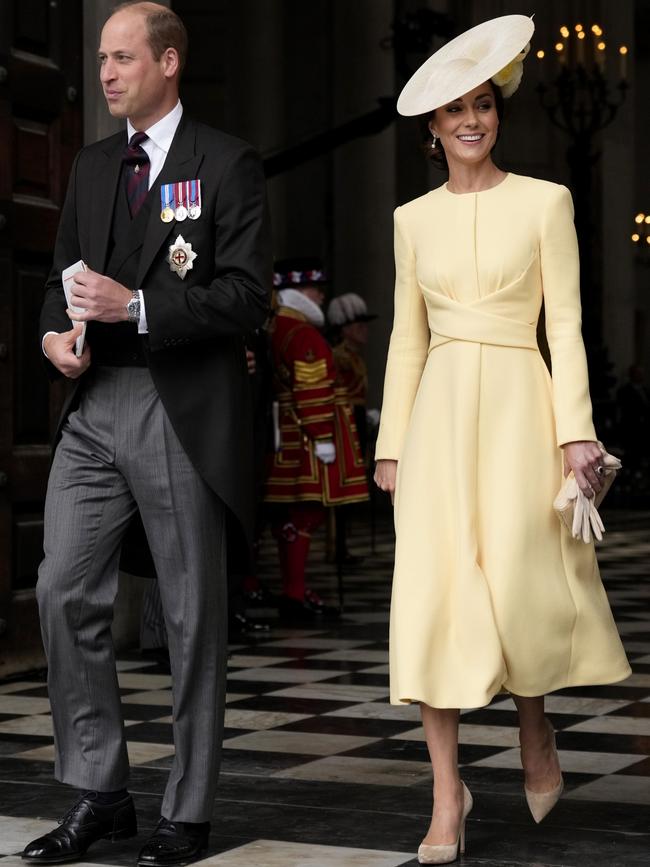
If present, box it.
[264,283,368,614]
[332,340,368,410]
[265,307,369,506]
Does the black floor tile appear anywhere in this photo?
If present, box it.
[226,694,356,715]
[123,722,175,744]
[555,730,650,756]
[119,704,173,721]
[607,701,650,718]
[275,714,415,738]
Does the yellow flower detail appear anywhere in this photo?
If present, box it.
[492,60,517,86]
[491,43,530,98]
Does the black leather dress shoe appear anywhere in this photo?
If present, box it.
[244,585,278,608]
[138,818,210,867]
[228,611,271,637]
[22,793,137,863]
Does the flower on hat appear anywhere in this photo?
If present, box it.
[491,43,530,98]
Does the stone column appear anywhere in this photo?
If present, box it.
[331,0,396,407]
[601,6,636,382]
[223,0,288,252]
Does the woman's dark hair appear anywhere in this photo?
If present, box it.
[422,81,505,171]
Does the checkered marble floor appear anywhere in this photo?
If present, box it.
[1,509,649,866]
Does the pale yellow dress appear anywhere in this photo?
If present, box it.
[375,172,631,708]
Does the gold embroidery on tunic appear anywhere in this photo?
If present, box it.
[294,358,328,384]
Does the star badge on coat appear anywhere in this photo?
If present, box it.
[167,235,197,280]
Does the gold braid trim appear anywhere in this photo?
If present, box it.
[294,358,328,385]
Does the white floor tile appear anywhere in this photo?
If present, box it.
[223,729,377,756]
[194,839,413,866]
[0,715,54,737]
[325,702,422,722]
[488,696,631,716]
[0,817,78,856]
[224,709,311,730]
[472,747,641,774]
[273,755,431,787]
[564,716,650,736]
[0,696,51,715]
[564,775,650,804]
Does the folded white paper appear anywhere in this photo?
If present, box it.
[61,260,88,357]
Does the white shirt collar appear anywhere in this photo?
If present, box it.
[127,101,183,152]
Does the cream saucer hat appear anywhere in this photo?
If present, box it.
[397,14,535,116]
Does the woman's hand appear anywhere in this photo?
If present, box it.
[562,441,604,498]
[374,459,398,504]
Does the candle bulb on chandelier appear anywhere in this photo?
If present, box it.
[577,29,586,65]
[619,45,628,80]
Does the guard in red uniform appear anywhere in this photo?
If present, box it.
[264,259,368,621]
[327,292,378,458]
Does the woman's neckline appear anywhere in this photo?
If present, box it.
[443,172,511,197]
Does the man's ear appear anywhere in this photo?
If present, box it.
[162,47,180,79]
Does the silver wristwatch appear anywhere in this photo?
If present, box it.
[126,290,141,323]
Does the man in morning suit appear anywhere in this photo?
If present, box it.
[22,3,271,865]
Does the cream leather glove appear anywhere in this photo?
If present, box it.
[571,487,605,543]
[554,445,621,544]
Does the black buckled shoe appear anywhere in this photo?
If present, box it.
[137,818,210,867]
[22,793,137,863]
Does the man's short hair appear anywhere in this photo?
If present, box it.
[111,2,188,74]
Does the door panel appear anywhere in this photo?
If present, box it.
[0,0,83,676]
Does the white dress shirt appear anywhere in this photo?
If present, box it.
[43,101,184,354]
[127,100,183,333]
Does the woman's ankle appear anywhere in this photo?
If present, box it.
[432,776,463,802]
[519,715,551,745]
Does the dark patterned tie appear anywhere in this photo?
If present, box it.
[123,131,150,217]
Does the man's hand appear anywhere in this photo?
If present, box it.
[43,325,91,379]
[68,269,131,323]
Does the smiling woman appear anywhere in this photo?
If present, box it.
[426,81,504,172]
[374,13,630,865]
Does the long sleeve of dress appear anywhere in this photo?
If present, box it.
[540,185,597,447]
[375,207,431,460]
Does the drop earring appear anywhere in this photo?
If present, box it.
[431,133,438,150]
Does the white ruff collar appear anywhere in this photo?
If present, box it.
[277,289,325,328]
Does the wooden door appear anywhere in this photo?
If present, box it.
[0,0,83,677]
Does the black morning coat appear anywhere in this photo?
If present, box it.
[39,114,272,573]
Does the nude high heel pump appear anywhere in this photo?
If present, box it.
[523,720,564,824]
[417,781,473,865]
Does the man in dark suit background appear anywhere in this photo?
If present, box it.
[22,3,271,865]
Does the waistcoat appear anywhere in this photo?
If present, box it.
[87,165,155,366]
